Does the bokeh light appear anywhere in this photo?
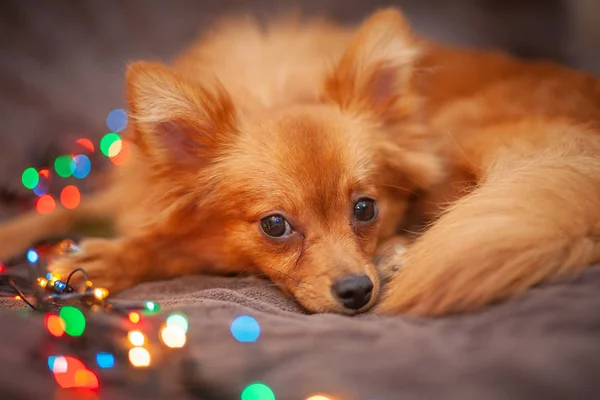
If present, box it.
[241,383,276,400]
[54,155,74,178]
[230,315,261,343]
[306,396,333,400]
[106,108,128,132]
[128,330,145,346]
[33,168,52,196]
[108,139,122,157]
[145,301,159,313]
[159,325,186,348]
[72,369,99,390]
[36,194,56,214]
[96,352,115,369]
[21,167,39,189]
[129,312,140,324]
[50,356,99,390]
[60,185,81,209]
[166,313,189,333]
[93,287,109,300]
[109,139,130,165]
[26,249,39,263]
[48,356,68,374]
[100,133,121,157]
[72,138,95,155]
[45,314,66,337]
[70,154,91,179]
[128,347,151,368]
[59,306,86,337]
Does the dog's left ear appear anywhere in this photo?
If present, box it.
[323,8,420,125]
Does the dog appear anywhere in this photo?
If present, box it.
[0,8,598,316]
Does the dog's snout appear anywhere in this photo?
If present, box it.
[331,275,373,310]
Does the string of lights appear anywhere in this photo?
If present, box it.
[0,237,189,393]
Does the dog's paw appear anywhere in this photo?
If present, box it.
[374,235,410,284]
[49,238,135,293]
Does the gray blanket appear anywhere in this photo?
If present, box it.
[1,266,599,399]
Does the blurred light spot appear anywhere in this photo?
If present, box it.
[45,314,66,337]
[129,312,140,324]
[93,287,109,300]
[128,330,145,346]
[145,301,159,312]
[106,108,128,132]
[59,306,86,337]
[60,185,81,209]
[231,315,260,343]
[21,167,39,189]
[54,155,74,178]
[26,249,39,263]
[166,313,189,333]
[96,352,114,369]
[306,396,333,400]
[48,356,68,374]
[36,194,56,214]
[109,139,130,166]
[33,169,51,195]
[100,133,121,157]
[241,382,276,400]
[108,139,122,157]
[73,369,99,390]
[128,347,151,368]
[159,325,186,348]
[70,154,91,179]
[72,138,95,155]
[51,356,98,390]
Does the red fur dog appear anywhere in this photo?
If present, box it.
[1,9,599,316]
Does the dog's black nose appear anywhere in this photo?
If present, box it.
[332,275,373,310]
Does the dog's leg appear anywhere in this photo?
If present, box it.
[376,143,600,316]
[0,189,119,260]
[48,233,206,292]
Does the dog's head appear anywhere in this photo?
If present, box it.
[124,9,441,314]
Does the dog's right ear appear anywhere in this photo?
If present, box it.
[125,62,237,167]
[323,8,420,126]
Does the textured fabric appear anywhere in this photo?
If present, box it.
[1,266,599,399]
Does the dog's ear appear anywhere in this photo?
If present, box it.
[323,9,420,125]
[125,62,237,166]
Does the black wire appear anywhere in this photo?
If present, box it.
[65,268,89,287]
[8,279,36,310]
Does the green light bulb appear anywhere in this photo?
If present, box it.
[241,383,276,400]
[21,168,39,189]
[100,133,121,157]
[54,155,74,178]
[59,306,86,337]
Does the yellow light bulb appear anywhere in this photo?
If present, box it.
[306,396,334,400]
[128,330,145,346]
[93,288,109,300]
[128,347,151,368]
[159,325,186,348]
[38,278,48,288]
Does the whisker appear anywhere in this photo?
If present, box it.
[445,129,482,172]
[381,183,419,196]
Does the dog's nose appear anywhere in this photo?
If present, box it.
[331,275,373,310]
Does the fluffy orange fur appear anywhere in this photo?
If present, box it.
[0,8,599,316]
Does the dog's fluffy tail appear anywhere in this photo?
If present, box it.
[0,188,119,260]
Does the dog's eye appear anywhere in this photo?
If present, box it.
[353,199,377,222]
[260,215,292,238]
